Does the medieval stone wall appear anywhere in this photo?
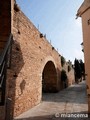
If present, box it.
[7,8,61,117]
[0,1,75,119]
[61,62,75,89]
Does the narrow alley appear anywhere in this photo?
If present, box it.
[14,81,88,120]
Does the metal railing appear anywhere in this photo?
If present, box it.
[0,33,13,105]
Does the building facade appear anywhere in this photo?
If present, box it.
[77,0,90,113]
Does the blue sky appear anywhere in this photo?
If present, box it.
[16,0,84,63]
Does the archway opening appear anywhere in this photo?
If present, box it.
[42,61,58,93]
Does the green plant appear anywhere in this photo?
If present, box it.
[61,69,67,81]
[74,58,82,80]
[61,56,65,67]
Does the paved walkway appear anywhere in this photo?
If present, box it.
[14,81,88,120]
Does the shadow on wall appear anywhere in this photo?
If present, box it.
[7,40,24,119]
[56,67,66,91]
[56,67,62,90]
[14,111,88,120]
[20,80,26,94]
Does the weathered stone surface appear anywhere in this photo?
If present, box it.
[63,62,75,86]
[14,81,88,120]
[0,0,75,119]
[0,106,5,120]
[9,9,61,117]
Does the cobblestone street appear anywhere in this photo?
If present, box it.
[14,81,88,120]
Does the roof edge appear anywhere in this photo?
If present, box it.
[76,0,90,18]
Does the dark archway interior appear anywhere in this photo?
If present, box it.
[42,61,57,93]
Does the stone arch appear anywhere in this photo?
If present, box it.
[42,56,58,92]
